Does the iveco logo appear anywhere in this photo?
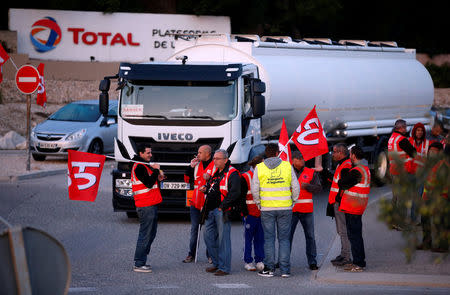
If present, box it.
[157,133,194,141]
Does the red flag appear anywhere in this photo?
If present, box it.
[0,44,9,66]
[291,106,328,161]
[37,63,47,107]
[68,150,105,202]
[278,118,292,163]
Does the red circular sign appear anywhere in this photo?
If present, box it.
[15,65,40,94]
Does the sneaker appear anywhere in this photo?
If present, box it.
[333,259,352,267]
[182,255,194,263]
[256,262,265,271]
[343,264,364,272]
[208,257,213,264]
[309,264,319,270]
[258,267,274,277]
[281,273,290,278]
[133,265,152,273]
[244,262,256,271]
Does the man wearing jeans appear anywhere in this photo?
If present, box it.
[131,144,164,273]
[202,149,241,276]
[251,143,300,278]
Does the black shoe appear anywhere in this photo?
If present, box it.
[330,255,344,263]
[431,247,448,253]
[416,244,431,250]
[274,262,280,269]
[258,267,274,277]
[309,264,318,270]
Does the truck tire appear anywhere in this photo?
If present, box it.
[32,153,46,161]
[373,150,390,186]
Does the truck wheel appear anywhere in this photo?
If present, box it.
[32,153,46,161]
[373,150,390,186]
[126,212,138,218]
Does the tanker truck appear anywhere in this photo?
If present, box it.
[98,34,434,216]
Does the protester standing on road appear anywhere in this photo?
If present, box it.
[131,144,165,273]
[251,143,300,278]
[241,155,265,272]
[202,149,241,276]
[182,145,214,263]
[326,143,353,266]
[289,151,322,271]
[338,146,371,272]
[388,119,416,230]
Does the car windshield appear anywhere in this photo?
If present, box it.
[120,80,237,121]
[49,103,101,122]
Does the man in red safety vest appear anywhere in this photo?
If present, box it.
[202,149,241,276]
[289,151,322,271]
[182,145,215,263]
[388,119,416,230]
[327,143,353,266]
[338,146,371,272]
[131,144,164,273]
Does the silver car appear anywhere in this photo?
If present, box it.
[30,100,118,161]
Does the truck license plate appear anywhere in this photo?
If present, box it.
[161,182,190,190]
[38,142,57,149]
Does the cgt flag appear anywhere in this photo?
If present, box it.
[68,150,105,202]
[0,44,10,84]
[291,105,328,161]
[278,118,292,163]
[36,63,46,107]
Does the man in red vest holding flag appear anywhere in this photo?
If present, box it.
[182,145,215,263]
[289,151,322,270]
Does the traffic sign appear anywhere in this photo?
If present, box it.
[15,65,40,94]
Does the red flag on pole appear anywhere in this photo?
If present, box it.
[0,44,9,66]
[68,150,105,202]
[36,63,47,107]
[278,118,292,163]
[291,106,328,161]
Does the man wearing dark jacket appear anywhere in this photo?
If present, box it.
[203,149,241,276]
[131,144,164,273]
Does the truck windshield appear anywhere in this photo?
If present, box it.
[120,80,237,121]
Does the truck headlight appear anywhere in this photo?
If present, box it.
[116,178,132,188]
[66,129,86,141]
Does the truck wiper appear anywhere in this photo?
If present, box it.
[141,115,168,120]
[170,115,214,120]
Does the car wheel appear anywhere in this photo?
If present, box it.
[88,139,103,154]
[32,153,46,161]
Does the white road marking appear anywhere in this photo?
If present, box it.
[213,283,251,289]
[145,285,180,289]
[18,77,37,83]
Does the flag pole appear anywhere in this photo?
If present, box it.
[9,57,18,71]
[278,134,295,158]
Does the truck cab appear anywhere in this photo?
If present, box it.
[99,62,265,215]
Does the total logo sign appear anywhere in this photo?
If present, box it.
[29,16,140,53]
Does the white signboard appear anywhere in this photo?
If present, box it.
[9,8,230,62]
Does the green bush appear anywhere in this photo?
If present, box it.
[378,153,449,262]
[426,63,450,88]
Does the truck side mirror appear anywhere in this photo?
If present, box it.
[251,80,266,94]
[99,79,111,92]
[252,95,265,118]
[99,92,109,116]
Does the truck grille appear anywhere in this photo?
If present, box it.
[129,137,223,164]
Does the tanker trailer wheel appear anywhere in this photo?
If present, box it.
[373,150,390,186]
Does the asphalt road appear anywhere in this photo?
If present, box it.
[1,168,448,295]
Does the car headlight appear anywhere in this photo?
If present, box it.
[116,178,132,188]
[66,129,87,141]
[31,129,36,138]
